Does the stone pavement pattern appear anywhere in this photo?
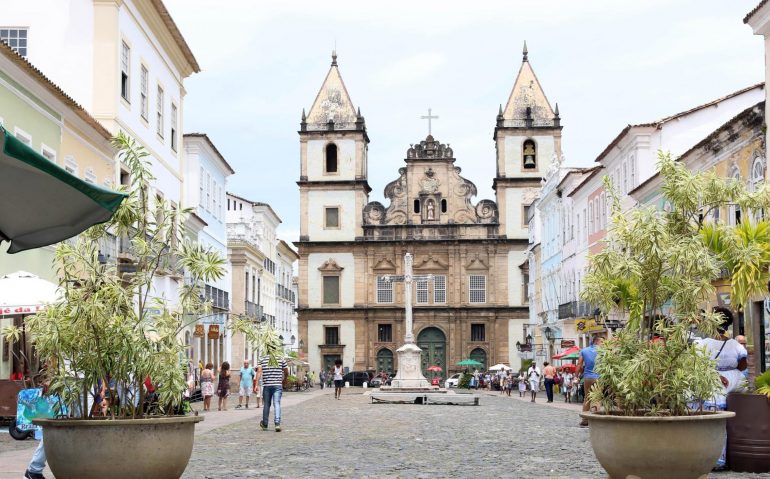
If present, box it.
[183,390,770,479]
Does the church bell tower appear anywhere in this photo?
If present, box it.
[298,51,370,243]
[493,42,562,239]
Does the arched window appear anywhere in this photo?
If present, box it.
[751,156,765,191]
[325,143,338,173]
[414,199,421,214]
[441,199,447,213]
[522,140,537,169]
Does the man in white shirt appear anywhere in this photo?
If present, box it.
[527,363,541,402]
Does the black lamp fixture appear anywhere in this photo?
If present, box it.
[299,339,304,349]
[544,326,555,342]
[526,334,533,344]
[290,334,296,345]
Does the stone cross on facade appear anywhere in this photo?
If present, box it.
[420,108,439,136]
[383,253,433,344]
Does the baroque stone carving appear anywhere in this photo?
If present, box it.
[406,135,454,160]
[383,168,408,225]
[317,258,344,272]
[420,168,440,193]
[363,202,386,225]
[476,199,499,224]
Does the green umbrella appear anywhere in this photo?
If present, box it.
[559,352,580,361]
[0,127,126,253]
[457,359,483,366]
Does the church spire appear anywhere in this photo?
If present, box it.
[305,51,359,131]
[500,42,557,127]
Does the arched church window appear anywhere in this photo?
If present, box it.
[441,199,447,213]
[751,156,765,191]
[414,199,421,214]
[325,143,338,173]
[523,140,536,170]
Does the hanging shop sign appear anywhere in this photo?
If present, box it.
[193,324,205,337]
[561,340,575,349]
[576,318,604,333]
[207,324,220,339]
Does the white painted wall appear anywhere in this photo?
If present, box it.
[307,253,355,308]
[504,188,525,238]
[507,250,527,306]
[306,138,357,181]
[308,319,356,374]
[307,190,356,241]
[508,317,526,371]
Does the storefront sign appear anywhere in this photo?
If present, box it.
[0,305,46,315]
[576,318,604,333]
[561,340,575,348]
[207,325,220,339]
[193,324,204,337]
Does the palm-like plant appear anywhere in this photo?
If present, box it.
[3,133,281,419]
[581,151,770,416]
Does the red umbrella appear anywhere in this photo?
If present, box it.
[426,365,443,372]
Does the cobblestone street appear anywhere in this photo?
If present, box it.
[182,389,770,479]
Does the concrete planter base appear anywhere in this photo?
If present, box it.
[580,411,734,479]
[33,416,203,479]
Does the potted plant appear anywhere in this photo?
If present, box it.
[700,205,770,473]
[579,152,770,479]
[2,133,280,479]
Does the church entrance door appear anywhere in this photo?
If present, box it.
[469,347,487,371]
[376,348,394,375]
[322,354,340,375]
[417,327,446,379]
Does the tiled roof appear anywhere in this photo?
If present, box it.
[151,0,200,73]
[744,0,769,23]
[595,83,764,162]
[184,133,235,174]
[0,41,112,142]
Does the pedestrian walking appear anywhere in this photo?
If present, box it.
[543,361,556,403]
[237,360,255,409]
[252,373,263,408]
[217,361,231,411]
[505,371,513,397]
[563,370,573,403]
[200,363,215,411]
[517,371,526,397]
[577,336,603,427]
[319,370,326,389]
[527,362,541,402]
[333,359,344,399]
[256,352,289,432]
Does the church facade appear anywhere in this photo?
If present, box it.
[296,45,561,377]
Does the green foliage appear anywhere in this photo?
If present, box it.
[582,151,770,416]
[756,371,770,400]
[2,132,280,419]
[458,373,471,389]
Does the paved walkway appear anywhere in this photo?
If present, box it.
[3,386,768,478]
[0,387,327,478]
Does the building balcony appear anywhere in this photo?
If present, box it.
[244,301,262,319]
[558,301,595,320]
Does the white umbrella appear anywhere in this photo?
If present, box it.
[488,363,512,371]
[0,271,60,316]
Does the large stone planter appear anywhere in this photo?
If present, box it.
[727,392,770,473]
[33,416,203,479]
[580,411,734,479]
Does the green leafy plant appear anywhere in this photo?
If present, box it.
[2,132,281,419]
[581,151,770,416]
[755,371,770,399]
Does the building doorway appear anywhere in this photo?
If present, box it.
[417,327,446,378]
[323,354,341,375]
[470,347,487,371]
[376,348,394,375]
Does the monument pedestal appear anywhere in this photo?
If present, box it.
[389,343,431,389]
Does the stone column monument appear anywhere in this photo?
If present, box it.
[384,253,432,389]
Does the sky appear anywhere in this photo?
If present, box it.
[165,0,765,244]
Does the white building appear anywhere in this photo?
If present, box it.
[2,0,200,306]
[183,133,235,369]
[276,240,299,352]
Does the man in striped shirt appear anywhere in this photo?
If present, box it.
[255,354,288,432]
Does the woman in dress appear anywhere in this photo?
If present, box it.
[694,307,748,470]
[200,363,215,411]
[217,361,231,411]
[517,371,527,397]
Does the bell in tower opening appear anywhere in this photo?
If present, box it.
[523,139,537,169]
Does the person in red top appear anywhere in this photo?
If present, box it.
[543,361,557,403]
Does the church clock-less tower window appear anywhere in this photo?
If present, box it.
[522,139,536,169]
[325,143,338,173]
